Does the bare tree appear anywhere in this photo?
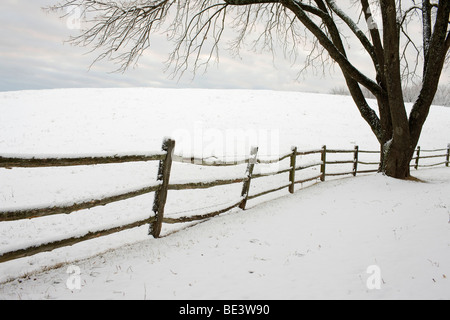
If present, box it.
[48,0,450,179]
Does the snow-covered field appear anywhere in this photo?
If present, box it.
[0,88,449,300]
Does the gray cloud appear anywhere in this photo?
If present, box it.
[0,0,342,93]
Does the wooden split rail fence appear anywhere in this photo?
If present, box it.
[0,139,449,263]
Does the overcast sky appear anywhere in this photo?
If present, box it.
[1,0,448,94]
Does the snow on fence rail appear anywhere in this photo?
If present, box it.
[0,139,449,263]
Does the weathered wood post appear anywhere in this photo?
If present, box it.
[320,145,326,182]
[289,146,297,194]
[150,138,175,238]
[353,145,359,176]
[446,144,449,167]
[414,146,421,170]
[239,146,258,210]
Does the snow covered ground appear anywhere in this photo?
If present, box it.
[0,88,449,300]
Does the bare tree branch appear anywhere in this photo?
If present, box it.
[49,0,177,72]
[325,0,379,76]
[283,0,383,97]
[410,0,450,146]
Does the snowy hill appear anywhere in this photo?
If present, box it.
[0,88,449,299]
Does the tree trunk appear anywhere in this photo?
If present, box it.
[383,140,413,179]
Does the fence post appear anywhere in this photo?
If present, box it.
[414,146,421,170]
[239,146,259,210]
[353,145,359,176]
[150,138,175,238]
[320,145,326,182]
[289,146,297,194]
[446,144,449,167]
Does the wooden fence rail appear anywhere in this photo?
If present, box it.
[0,153,165,168]
[0,140,449,263]
[0,184,161,222]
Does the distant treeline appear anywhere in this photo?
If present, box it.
[330,84,450,107]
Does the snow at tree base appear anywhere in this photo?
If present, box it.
[0,88,449,299]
